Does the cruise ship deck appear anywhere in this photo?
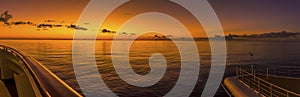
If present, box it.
[223,64,300,97]
[0,45,82,97]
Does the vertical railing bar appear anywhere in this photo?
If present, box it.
[270,84,273,97]
[267,65,269,79]
[258,79,260,95]
[236,65,239,79]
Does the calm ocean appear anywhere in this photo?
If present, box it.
[1,40,299,97]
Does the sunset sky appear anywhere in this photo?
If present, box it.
[0,0,300,39]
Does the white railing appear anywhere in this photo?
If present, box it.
[236,65,300,97]
[241,64,300,79]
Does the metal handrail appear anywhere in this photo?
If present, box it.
[237,65,300,97]
[241,64,300,78]
[0,44,82,97]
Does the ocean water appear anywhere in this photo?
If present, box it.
[1,40,300,97]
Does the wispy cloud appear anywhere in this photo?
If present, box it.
[0,11,139,35]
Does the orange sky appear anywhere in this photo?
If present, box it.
[1,0,300,39]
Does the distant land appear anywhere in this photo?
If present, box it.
[216,30,300,41]
[1,30,300,41]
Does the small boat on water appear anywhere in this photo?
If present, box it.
[0,45,82,97]
[222,64,300,97]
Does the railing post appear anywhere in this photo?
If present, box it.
[270,85,272,97]
[287,92,289,97]
[250,65,254,90]
[251,65,254,75]
[275,65,277,75]
[288,66,291,77]
[267,65,269,79]
[258,80,260,94]
[254,70,256,77]
[254,70,256,90]
[236,65,239,79]
[239,67,242,79]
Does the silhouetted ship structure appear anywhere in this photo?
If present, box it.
[0,45,82,97]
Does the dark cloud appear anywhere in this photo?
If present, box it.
[44,20,55,22]
[37,24,54,28]
[11,21,33,25]
[0,11,12,25]
[67,24,87,30]
[101,29,117,34]
[100,28,137,36]
[129,33,136,36]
